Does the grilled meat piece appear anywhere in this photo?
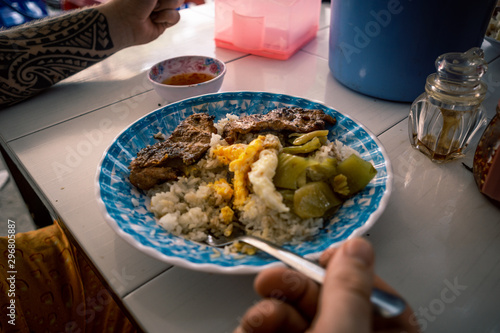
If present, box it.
[129,108,336,190]
[129,113,217,190]
[222,107,336,144]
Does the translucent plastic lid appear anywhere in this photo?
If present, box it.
[425,47,488,103]
[435,47,487,84]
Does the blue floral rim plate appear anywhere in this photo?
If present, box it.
[95,91,393,274]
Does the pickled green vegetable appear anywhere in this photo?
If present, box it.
[278,189,295,208]
[291,130,329,145]
[296,170,307,188]
[318,136,328,145]
[274,153,314,189]
[336,154,377,195]
[282,137,322,155]
[331,174,350,196]
[293,181,343,219]
[307,157,338,181]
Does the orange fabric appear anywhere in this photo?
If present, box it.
[0,221,137,333]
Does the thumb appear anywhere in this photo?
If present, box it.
[310,237,374,333]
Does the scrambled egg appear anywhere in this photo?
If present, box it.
[211,134,286,213]
[211,144,247,165]
[220,206,234,224]
[213,136,266,207]
[248,149,289,213]
[208,178,234,202]
[207,178,235,225]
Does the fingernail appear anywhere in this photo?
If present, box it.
[319,246,337,267]
[344,238,373,266]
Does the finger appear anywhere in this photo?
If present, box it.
[150,8,181,26]
[254,267,320,320]
[318,245,339,267]
[323,243,419,332]
[235,298,309,333]
[310,237,375,333]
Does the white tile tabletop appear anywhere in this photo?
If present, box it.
[2,3,500,332]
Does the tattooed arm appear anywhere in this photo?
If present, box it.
[0,0,183,108]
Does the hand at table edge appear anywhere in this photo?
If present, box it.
[235,237,421,333]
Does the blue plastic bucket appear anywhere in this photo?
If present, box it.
[328,0,496,102]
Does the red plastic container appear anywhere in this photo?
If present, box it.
[214,0,321,60]
[61,0,105,10]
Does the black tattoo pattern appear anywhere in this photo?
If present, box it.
[0,8,115,108]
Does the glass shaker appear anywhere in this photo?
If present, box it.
[473,101,500,204]
[408,47,488,163]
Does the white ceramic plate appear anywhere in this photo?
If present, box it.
[96,91,392,274]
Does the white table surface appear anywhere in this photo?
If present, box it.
[1,3,500,332]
